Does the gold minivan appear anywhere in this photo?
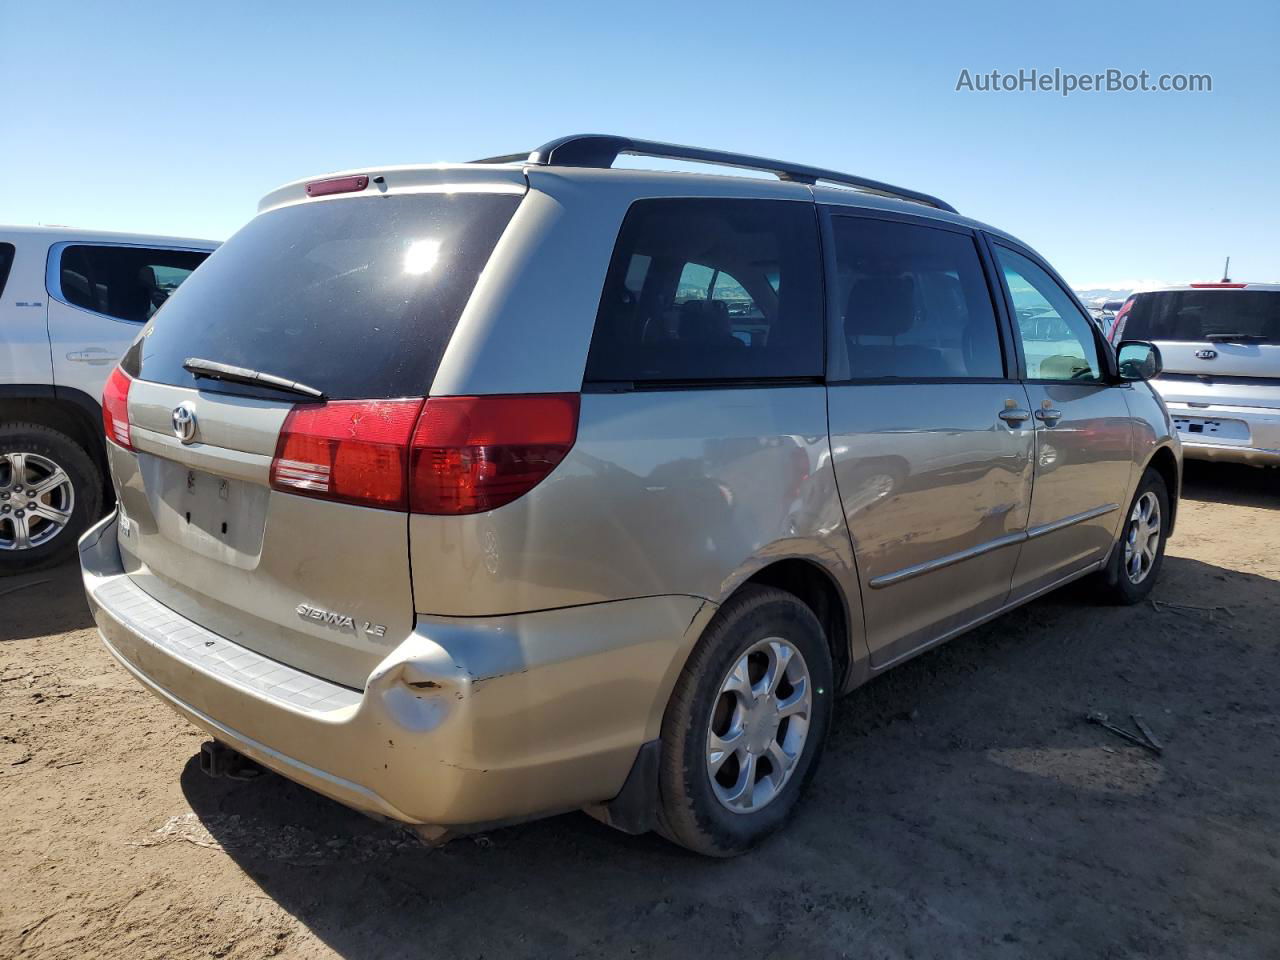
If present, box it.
[80,136,1181,856]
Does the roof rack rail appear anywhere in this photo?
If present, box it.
[472,134,957,214]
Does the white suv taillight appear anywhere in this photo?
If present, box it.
[102,367,134,450]
[268,394,579,514]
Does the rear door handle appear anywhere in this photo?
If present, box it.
[66,348,115,365]
[998,408,1031,425]
[1035,407,1063,425]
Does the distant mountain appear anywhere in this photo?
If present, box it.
[1074,288,1133,306]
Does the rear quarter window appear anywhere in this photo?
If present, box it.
[584,198,823,384]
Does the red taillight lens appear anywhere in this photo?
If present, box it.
[409,394,579,515]
[1109,297,1134,343]
[268,394,579,514]
[270,399,425,509]
[102,367,134,450]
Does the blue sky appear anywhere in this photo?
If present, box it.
[2,0,1276,290]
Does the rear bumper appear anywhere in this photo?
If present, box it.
[79,512,711,831]
[1162,401,1280,466]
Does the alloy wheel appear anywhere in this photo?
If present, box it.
[0,452,76,551]
[706,637,812,813]
[1123,491,1161,585]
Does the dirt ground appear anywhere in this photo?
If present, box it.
[2,461,1278,960]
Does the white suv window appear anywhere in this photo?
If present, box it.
[57,245,208,323]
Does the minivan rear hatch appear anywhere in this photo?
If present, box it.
[113,179,524,688]
[1118,288,1280,408]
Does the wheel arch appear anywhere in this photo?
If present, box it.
[1143,443,1180,534]
[0,385,110,506]
[737,557,856,691]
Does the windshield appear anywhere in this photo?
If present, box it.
[1121,290,1280,343]
[123,192,522,399]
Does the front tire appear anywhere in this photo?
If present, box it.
[0,423,103,575]
[657,585,833,857]
[1097,466,1170,604]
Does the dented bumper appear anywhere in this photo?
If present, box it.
[80,511,712,830]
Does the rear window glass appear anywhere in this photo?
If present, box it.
[584,198,823,383]
[58,245,209,322]
[125,193,521,399]
[1121,290,1280,343]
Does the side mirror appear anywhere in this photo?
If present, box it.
[1117,340,1162,381]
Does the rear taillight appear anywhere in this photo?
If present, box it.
[268,394,579,514]
[102,367,134,450]
[270,399,424,510]
[409,394,580,515]
[1109,297,1134,344]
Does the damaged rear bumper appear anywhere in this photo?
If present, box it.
[79,511,713,831]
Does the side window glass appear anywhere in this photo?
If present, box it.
[710,270,766,346]
[829,217,1004,380]
[57,245,209,322]
[585,198,823,382]
[994,246,1102,381]
[675,263,715,302]
[0,243,15,298]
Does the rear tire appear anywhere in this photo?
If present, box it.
[1096,467,1169,605]
[0,423,103,576]
[657,585,833,857]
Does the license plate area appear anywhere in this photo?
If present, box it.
[138,455,269,565]
[1172,415,1250,444]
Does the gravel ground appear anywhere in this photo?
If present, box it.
[2,461,1278,960]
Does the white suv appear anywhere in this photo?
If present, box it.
[1107,282,1280,465]
[0,226,216,572]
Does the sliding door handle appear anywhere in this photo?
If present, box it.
[1035,407,1063,425]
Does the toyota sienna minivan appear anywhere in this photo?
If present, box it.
[80,136,1181,856]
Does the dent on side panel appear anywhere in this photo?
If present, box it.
[409,387,864,648]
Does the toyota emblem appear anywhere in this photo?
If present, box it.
[171,402,198,444]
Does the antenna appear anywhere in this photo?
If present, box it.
[1222,256,1231,283]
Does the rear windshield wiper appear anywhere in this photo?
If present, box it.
[1203,333,1272,343]
[182,357,326,400]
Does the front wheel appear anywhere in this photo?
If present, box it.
[657,585,833,856]
[1096,466,1170,604]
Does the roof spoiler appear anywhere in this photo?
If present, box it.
[473,134,957,214]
